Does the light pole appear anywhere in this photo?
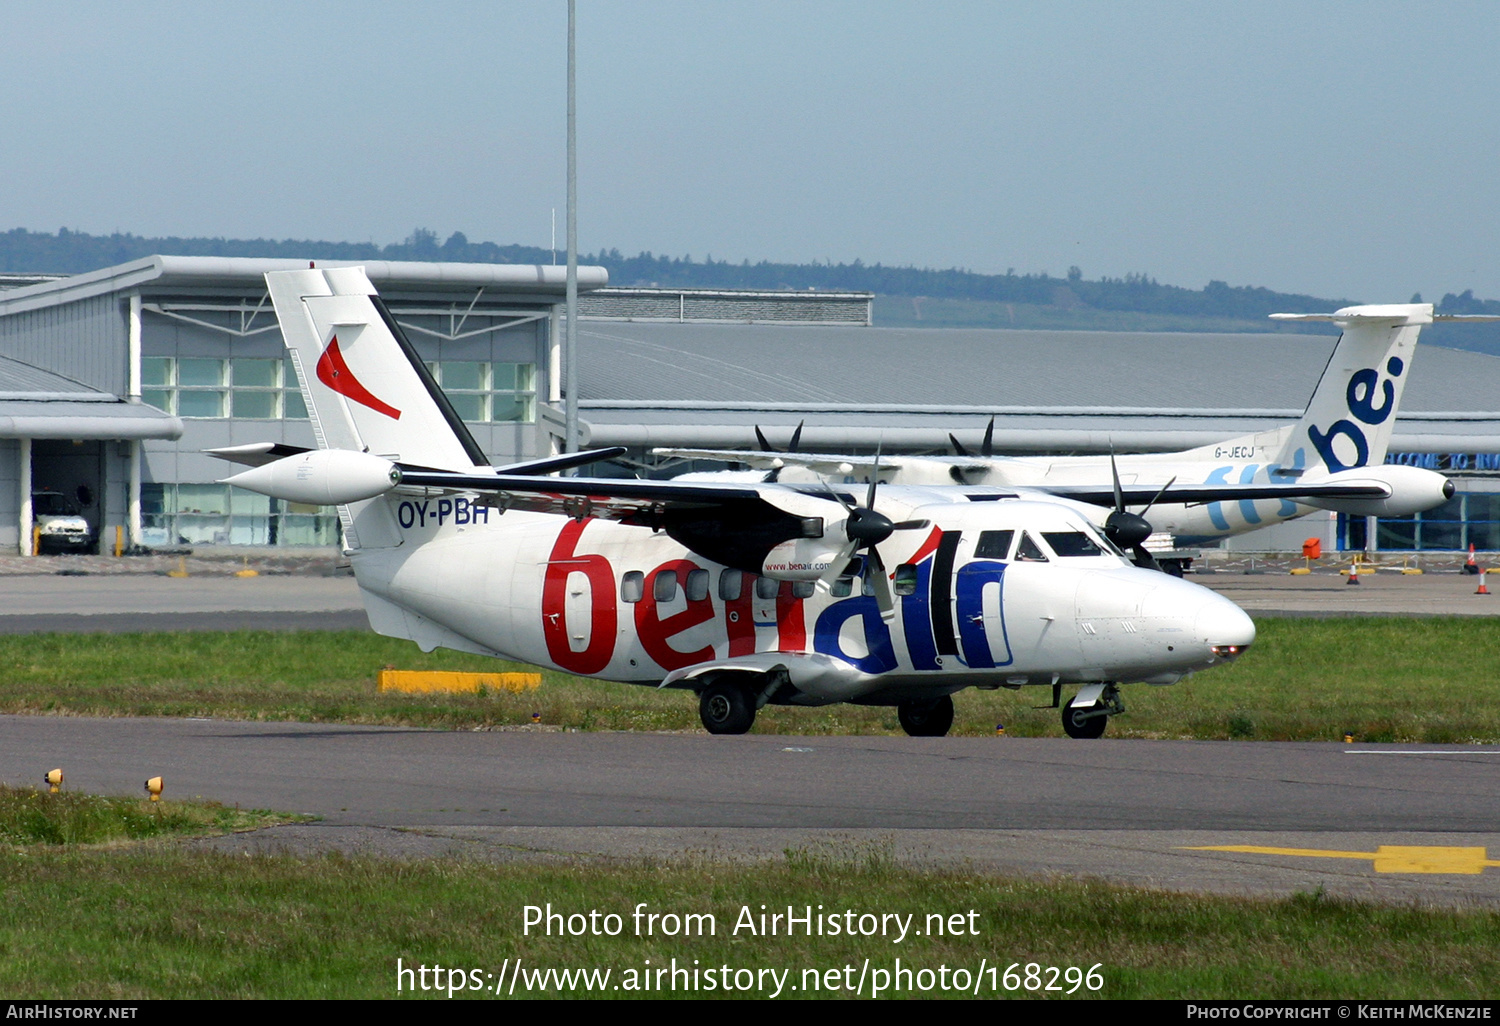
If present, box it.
[563,0,579,458]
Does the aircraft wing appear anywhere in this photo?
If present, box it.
[651,447,990,474]
[651,448,1406,507]
[648,450,996,480]
[395,465,860,525]
[1035,480,1395,507]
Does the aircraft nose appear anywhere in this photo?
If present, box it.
[1196,593,1256,659]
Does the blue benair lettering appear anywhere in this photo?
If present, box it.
[953,561,1013,667]
[396,497,491,530]
[813,596,899,674]
[900,558,942,671]
[1306,355,1404,473]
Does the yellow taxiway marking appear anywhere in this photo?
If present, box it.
[1183,845,1500,874]
[376,669,541,694]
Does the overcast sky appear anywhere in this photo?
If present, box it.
[3,1,1497,302]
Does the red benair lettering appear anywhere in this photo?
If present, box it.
[775,584,806,653]
[634,558,715,670]
[541,519,617,674]
[316,334,402,420]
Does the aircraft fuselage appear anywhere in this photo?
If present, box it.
[351,495,1255,706]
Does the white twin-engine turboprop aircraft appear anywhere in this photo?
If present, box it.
[659,303,1487,569]
[217,266,1333,740]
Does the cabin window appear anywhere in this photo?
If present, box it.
[718,569,743,601]
[653,569,679,601]
[791,580,815,599]
[1042,531,1104,557]
[620,571,644,603]
[974,530,1014,559]
[685,568,710,602]
[893,563,918,596]
[755,576,780,600]
[830,576,854,598]
[1015,532,1049,562]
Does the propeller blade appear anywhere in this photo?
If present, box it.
[816,475,855,513]
[982,415,995,458]
[754,425,773,452]
[1109,446,1124,515]
[1130,543,1162,572]
[864,546,896,621]
[949,433,971,458]
[1140,476,1178,518]
[890,519,930,531]
[818,540,861,586]
[788,420,804,453]
[865,445,882,511]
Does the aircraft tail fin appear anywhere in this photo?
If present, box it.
[1269,304,1431,474]
[265,267,488,473]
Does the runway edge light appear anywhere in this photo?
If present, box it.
[45,768,62,793]
[144,776,163,802]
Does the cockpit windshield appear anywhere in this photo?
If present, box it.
[1041,531,1105,558]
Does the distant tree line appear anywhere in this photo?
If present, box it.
[2,225,1493,327]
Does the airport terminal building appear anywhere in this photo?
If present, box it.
[1,255,1497,557]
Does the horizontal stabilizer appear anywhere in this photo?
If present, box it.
[204,442,312,468]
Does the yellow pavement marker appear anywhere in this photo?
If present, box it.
[377,669,541,695]
[1183,844,1500,874]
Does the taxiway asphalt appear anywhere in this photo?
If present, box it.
[5,715,1499,906]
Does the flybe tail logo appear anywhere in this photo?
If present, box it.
[316,334,402,420]
[1306,355,1404,472]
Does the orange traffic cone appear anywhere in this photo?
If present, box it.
[1465,544,1480,575]
[1478,569,1490,596]
[1346,565,1360,586]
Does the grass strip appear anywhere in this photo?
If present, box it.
[0,784,304,846]
[1,847,1497,999]
[0,617,1494,741]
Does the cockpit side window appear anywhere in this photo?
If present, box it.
[893,563,918,596]
[974,530,1014,560]
[1014,532,1049,562]
[1042,531,1104,557]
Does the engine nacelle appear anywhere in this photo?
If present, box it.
[1300,465,1454,517]
[221,449,399,505]
[760,536,846,581]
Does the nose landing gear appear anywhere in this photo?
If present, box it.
[1061,683,1124,739]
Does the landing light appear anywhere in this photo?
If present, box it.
[1211,644,1249,659]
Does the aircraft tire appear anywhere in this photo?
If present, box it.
[699,679,755,735]
[897,695,954,737]
[1061,696,1108,739]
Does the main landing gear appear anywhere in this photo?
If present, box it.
[699,678,756,735]
[1061,683,1124,739]
[897,695,954,737]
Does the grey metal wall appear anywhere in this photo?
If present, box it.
[0,294,127,394]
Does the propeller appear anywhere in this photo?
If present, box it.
[1101,449,1175,571]
[755,420,804,482]
[819,448,927,619]
[948,415,996,483]
[949,415,996,459]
